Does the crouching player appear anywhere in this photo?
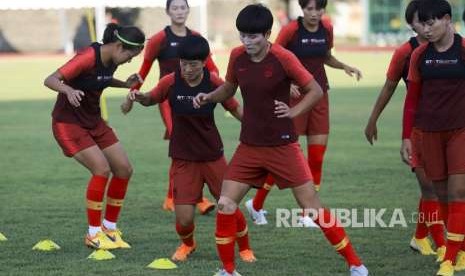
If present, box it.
[194,4,368,276]
[123,35,256,262]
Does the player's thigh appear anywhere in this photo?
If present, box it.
[74,145,111,176]
[102,142,132,178]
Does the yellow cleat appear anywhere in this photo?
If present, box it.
[437,260,455,276]
[171,242,196,262]
[85,232,118,250]
[455,251,465,271]
[410,237,436,255]
[239,249,257,262]
[314,184,320,192]
[102,226,131,249]
[163,197,175,212]
[437,246,446,263]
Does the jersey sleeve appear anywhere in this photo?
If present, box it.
[273,45,314,88]
[386,42,412,82]
[225,47,245,85]
[205,53,220,76]
[321,17,334,49]
[144,31,165,63]
[149,73,175,103]
[58,47,95,82]
[275,21,298,47]
[407,44,427,83]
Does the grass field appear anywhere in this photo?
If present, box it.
[0,51,450,276]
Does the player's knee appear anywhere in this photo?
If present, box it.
[177,216,194,227]
[113,163,133,178]
[217,197,237,214]
[92,165,111,177]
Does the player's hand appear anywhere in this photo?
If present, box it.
[65,89,85,107]
[193,93,210,109]
[343,65,362,81]
[364,120,378,145]
[120,98,133,115]
[290,84,301,99]
[127,90,145,102]
[400,139,413,165]
[125,73,143,88]
[275,100,294,118]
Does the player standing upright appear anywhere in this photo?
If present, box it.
[246,0,362,225]
[365,0,445,258]
[194,4,368,276]
[402,0,465,274]
[123,0,217,213]
[44,23,145,249]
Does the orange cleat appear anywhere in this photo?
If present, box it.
[162,197,175,212]
[197,197,215,215]
[171,242,197,262]
[239,249,257,263]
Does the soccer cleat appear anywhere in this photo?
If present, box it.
[297,215,320,228]
[437,260,455,276]
[239,249,257,262]
[213,269,242,276]
[245,199,268,225]
[437,246,446,263]
[171,242,196,262]
[314,184,320,192]
[197,197,215,215]
[409,237,436,255]
[350,264,369,276]
[163,197,175,212]
[102,226,131,249]
[455,251,465,271]
[85,231,118,250]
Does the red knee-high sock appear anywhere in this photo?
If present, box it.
[104,177,130,223]
[440,202,449,227]
[253,174,274,211]
[415,198,429,239]
[86,175,109,227]
[166,160,174,199]
[422,199,445,248]
[216,212,237,273]
[444,202,465,263]
[235,209,250,251]
[307,145,327,188]
[176,222,195,246]
[314,209,362,267]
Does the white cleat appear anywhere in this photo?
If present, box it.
[297,215,320,228]
[213,269,242,276]
[350,265,369,276]
[245,199,268,225]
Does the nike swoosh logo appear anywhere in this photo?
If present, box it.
[89,239,100,248]
[106,234,116,242]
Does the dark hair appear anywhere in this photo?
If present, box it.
[417,0,452,22]
[405,0,420,25]
[166,0,189,11]
[102,23,145,50]
[178,35,210,61]
[236,4,273,34]
[298,0,328,10]
[462,9,465,23]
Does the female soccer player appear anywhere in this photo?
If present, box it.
[246,0,362,225]
[123,35,255,263]
[194,4,368,276]
[44,23,145,249]
[403,0,465,274]
[124,0,218,213]
[365,0,445,258]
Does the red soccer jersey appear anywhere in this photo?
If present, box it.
[53,44,117,129]
[149,70,239,161]
[405,34,465,134]
[134,27,219,91]
[386,37,419,84]
[275,18,333,92]
[225,44,314,146]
